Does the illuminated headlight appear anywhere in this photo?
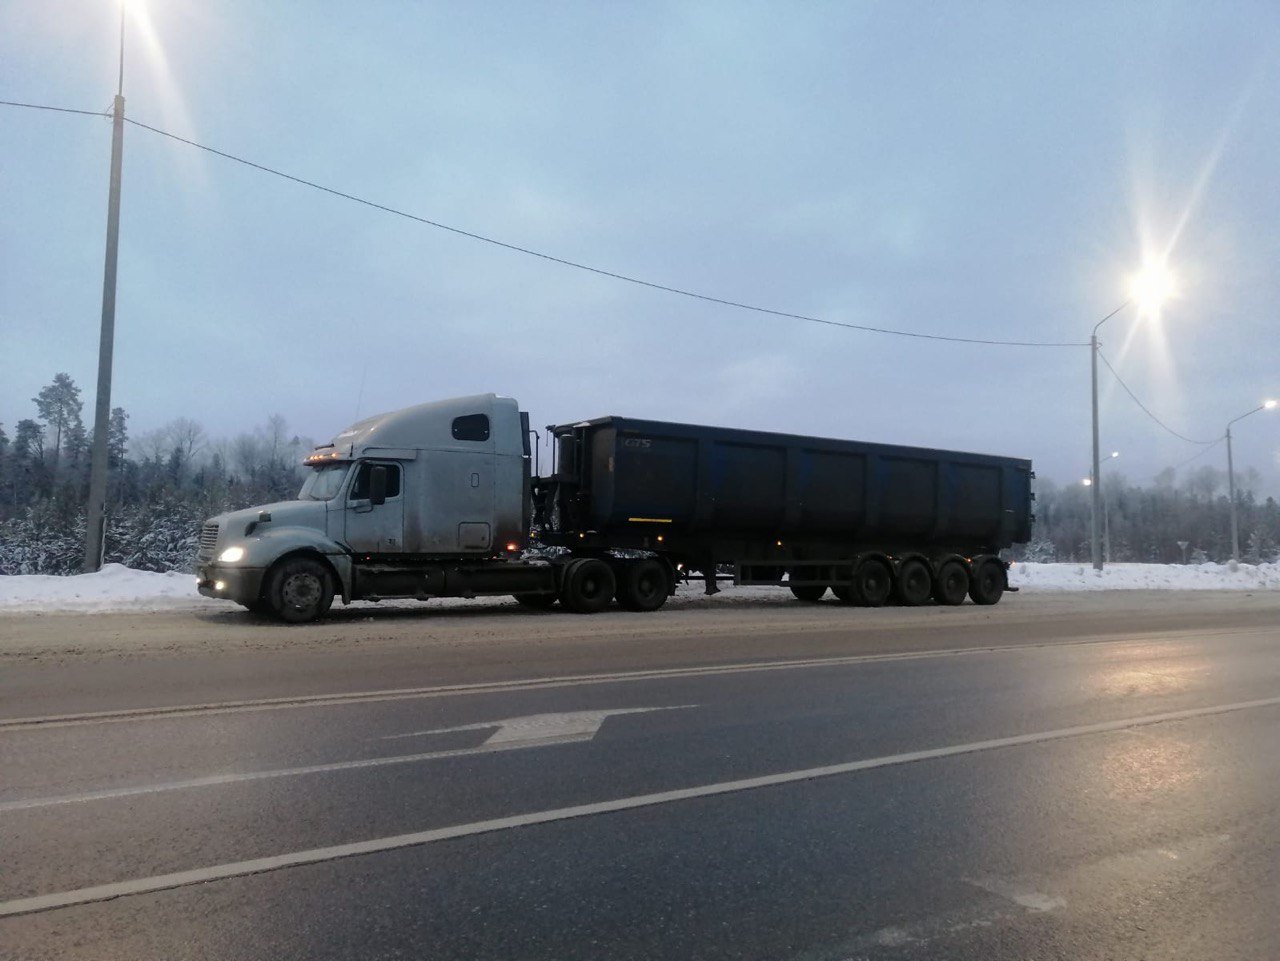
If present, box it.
[219,546,245,563]
[214,581,226,592]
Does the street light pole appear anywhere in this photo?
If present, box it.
[1089,302,1128,572]
[1226,424,1237,562]
[1225,399,1278,564]
[83,6,127,572]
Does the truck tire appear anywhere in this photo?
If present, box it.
[894,558,932,606]
[789,580,827,602]
[513,592,558,610]
[265,557,334,624]
[560,558,616,613]
[968,559,1005,605]
[851,559,892,607]
[616,559,670,612]
[933,561,969,606]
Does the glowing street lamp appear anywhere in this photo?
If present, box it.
[1089,261,1175,572]
[1226,399,1277,563]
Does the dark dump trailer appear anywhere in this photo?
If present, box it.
[535,415,1033,608]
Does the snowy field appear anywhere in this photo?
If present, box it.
[0,561,1278,614]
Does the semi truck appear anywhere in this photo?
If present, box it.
[196,393,1033,622]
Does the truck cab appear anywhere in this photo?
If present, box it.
[197,394,533,620]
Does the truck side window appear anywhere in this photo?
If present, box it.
[349,463,401,500]
[452,414,490,442]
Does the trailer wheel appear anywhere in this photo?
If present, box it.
[616,559,670,612]
[968,559,1005,605]
[851,559,892,607]
[894,559,933,606]
[264,556,334,624]
[560,558,616,613]
[933,561,969,606]
[513,592,558,610]
[789,582,827,602]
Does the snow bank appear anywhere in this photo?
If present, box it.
[2,561,1278,614]
[0,564,217,613]
[1009,561,1280,592]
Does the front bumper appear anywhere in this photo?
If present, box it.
[197,564,266,605]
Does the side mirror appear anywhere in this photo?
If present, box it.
[369,466,388,506]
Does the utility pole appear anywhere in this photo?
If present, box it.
[1226,425,1238,564]
[1089,331,1102,571]
[83,6,126,572]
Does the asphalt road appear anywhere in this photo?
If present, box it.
[2,591,1279,960]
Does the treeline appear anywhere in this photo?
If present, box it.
[1013,468,1280,565]
[2,372,1277,575]
[0,373,311,574]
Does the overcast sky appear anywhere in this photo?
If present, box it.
[2,1,1278,493]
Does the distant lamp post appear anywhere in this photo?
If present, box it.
[1082,450,1120,564]
[1225,399,1278,564]
[83,4,128,572]
[1088,261,1177,573]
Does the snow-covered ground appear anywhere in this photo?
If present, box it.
[1,561,1278,614]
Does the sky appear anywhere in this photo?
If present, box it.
[2,1,1278,495]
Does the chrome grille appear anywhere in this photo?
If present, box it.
[198,522,219,558]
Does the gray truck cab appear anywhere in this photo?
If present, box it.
[197,394,530,620]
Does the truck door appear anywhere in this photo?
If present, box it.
[344,461,405,554]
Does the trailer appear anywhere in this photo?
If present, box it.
[196,394,1032,621]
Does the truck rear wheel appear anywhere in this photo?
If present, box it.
[265,557,334,624]
[894,558,932,606]
[616,559,670,612]
[968,559,1005,605]
[933,561,969,605]
[852,559,892,607]
[560,558,616,613]
[513,592,558,610]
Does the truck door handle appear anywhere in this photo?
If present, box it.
[470,473,480,488]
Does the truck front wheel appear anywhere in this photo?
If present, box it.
[560,558,616,613]
[265,557,334,624]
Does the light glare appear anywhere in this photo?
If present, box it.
[1128,259,1178,315]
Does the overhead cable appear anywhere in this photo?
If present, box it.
[1097,350,1218,445]
[1,97,1092,348]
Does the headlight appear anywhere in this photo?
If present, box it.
[219,546,245,563]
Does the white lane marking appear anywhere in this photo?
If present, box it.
[964,876,1065,912]
[2,628,1259,732]
[1,707,691,813]
[3,692,1277,918]
[382,706,691,744]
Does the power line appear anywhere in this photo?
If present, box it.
[117,115,1086,348]
[1097,350,1218,445]
[1165,436,1225,475]
[0,99,107,118]
[0,96,1093,347]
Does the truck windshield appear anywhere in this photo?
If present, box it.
[298,463,350,501]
